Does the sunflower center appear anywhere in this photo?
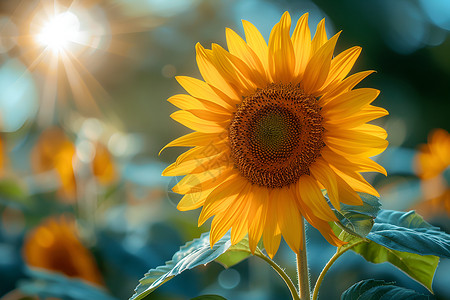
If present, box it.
[229,83,325,188]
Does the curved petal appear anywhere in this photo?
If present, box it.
[268,12,295,83]
[291,12,311,77]
[242,20,269,76]
[196,43,243,102]
[322,46,361,91]
[263,190,281,258]
[310,18,328,56]
[297,175,337,221]
[247,186,269,253]
[226,28,268,84]
[310,157,340,210]
[302,32,340,95]
[159,132,226,155]
[176,76,235,110]
[276,187,303,253]
[170,110,225,133]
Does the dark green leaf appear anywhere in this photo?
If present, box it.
[341,279,431,300]
[191,295,227,300]
[337,209,450,291]
[130,232,246,300]
[331,192,381,238]
[367,210,450,258]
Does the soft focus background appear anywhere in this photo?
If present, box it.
[0,0,449,299]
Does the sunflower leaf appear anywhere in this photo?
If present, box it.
[341,279,431,300]
[338,209,450,292]
[130,232,252,300]
[330,192,381,238]
[215,237,255,268]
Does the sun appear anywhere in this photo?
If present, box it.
[35,11,82,54]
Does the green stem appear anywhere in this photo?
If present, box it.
[312,243,359,300]
[297,217,310,300]
[256,252,300,300]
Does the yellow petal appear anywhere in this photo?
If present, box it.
[172,166,233,194]
[321,147,387,176]
[263,190,281,258]
[321,88,380,120]
[210,186,250,247]
[170,110,225,133]
[309,158,340,210]
[297,175,338,221]
[331,166,380,197]
[226,28,267,83]
[291,13,311,77]
[268,11,295,83]
[353,124,388,139]
[209,43,257,95]
[247,186,268,253]
[177,186,214,211]
[277,187,303,253]
[320,70,375,106]
[196,43,242,101]
[159,132,225,155]
[163,152,229,176]
[230,184,252,245]
[198,173,245,225]
[303,32,340,95]
[168,94,231,114]
[175,145,225,166]
[310,18,328,56]
[322,46,361,90]
[324,105,388,129]
[324,129,388,157]
[242,20,269,76]
[176,76,234,110]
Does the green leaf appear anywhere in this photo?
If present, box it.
[340,233,438,292]
[337,209,450,292]
[215,237,254,268]
[0,178,26,200]
[341,279,431,300]
[366,210,450,257]
[191,295,227,300]
[330,192,381,238]
[130,232,253,300]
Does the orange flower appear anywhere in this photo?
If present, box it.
[22,216,104,286]
[415,129,450,180]
[31,127,118,200]
[31,127,77,199]
[414,129,450,216]
[92,142,117,185]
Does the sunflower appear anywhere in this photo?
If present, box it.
[415,129,450,180]
[162,12,388,258]
[23,216,104,286]
[414,129,450,216]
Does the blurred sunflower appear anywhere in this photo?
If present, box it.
[31,127,77,200]
[31,127,117,200]
[23,215,104,286]
[162,12,388,257]
[414,129,450,216]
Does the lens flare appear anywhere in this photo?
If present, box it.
[36,12,83,54]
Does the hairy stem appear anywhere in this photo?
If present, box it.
[312,243,359,300]
[297,217,310,300]
[256,252,300,300]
